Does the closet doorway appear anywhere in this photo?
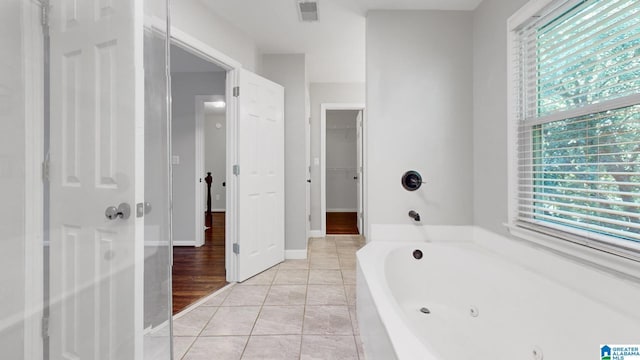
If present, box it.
[320,104,365,235]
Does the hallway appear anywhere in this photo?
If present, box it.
[172,213,227,314]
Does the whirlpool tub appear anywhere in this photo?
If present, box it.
[356,226,640,360]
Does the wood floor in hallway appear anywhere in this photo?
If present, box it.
[172,212,227,314]
[326,212,359,235]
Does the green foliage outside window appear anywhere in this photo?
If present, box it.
[531,0,640,241]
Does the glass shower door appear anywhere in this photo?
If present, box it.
[0,0,172,359]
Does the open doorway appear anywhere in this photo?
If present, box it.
[168,31,286,312]
[170,44,228,313]
[321,104,366,236]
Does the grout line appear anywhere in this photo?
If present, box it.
[238,269,274,359]
[177,336,197,360]
[299,236,321,357]
[173,283,234,320]
[188,266,277,359]
[354,335,362,360]
[174,278,235,358]
[192,304,221,338]
[176,304,221,359]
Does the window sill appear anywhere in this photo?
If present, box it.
[506,224,640,282]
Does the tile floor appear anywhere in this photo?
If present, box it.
[173,235,366,360]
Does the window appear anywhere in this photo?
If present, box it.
[509,0,640,259]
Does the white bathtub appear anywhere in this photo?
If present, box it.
[356,226,640,360]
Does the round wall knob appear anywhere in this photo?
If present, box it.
[401,171,423,191]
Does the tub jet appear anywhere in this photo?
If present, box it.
[420,307,430,314]
[532,346,543,360]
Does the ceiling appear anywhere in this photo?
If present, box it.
[352,0,482,11]
[199,0,482,83]
[171,44,226,73]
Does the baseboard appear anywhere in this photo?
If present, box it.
[308,230,322,238]
[173,240,200,247]
[144,241,170,247]
[285,249,307,260]
[327,209,358,213]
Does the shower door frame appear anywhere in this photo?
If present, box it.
[23,1,46,359]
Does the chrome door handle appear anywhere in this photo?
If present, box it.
[105,203,131,220]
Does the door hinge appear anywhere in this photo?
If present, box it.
[308,214,311,222]
[42,153,50,182]
[233,86,240,97]
[41,315,49,338]
[41,2,49,27]
[233,243,240,254]
[233,164,240,176]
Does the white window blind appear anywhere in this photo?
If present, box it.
[512,0,640,258]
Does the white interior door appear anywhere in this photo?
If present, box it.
[48,1,144,359]
[356,110,364,234]
[236,69,285,282]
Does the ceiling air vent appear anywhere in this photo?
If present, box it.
[297,0,319,22]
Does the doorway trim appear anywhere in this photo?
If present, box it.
[171,26,241,282]
[23,1,45,358]
[320,103,366,237]
[193,95,217,247]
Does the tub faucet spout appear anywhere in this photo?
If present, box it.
[408,210,421,222]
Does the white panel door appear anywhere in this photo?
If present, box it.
[356,110,364,234]
[236,69,285,282]
[48,1,143,359]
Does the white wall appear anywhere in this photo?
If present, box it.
[261,54,308,251]
[205,113,226,210]
[326,110,358,211]
[171,0,262,72]
[366,10,474,235]
[309,83,365,230]
[171,71,226,243]
[473,0,529,236]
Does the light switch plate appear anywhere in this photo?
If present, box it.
[172,155,180,165]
